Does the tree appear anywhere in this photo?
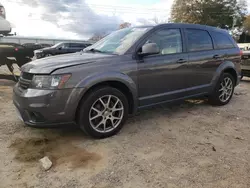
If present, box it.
[151,16,168,24]
[243,15,250,32]
[119,22,131,29]
[89,33,105,42]
[171,0,247,29]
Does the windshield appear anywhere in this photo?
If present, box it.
[85,27,151,55]
[51,43,63,48]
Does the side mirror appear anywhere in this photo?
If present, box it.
[140,43,160,56]
[58,47,62,50]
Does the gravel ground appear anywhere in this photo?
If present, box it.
[1,71,250,188]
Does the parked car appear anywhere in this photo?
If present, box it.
[0,43,33,67]
[13,24,241,138]
[241,49,250,78]
[0,42,34,80]
[0,3,11,35]
[34,42,92,59]
[22,43,52,51]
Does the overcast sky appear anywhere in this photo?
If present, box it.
[2,0,250,40]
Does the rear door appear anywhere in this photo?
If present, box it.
[210,31,241,74]
[184,28,217,92]
[137,27,190,106]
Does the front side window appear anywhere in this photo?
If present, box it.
[211,32,235,49]
[84,27,151,55]
[59,43,69,48]
[186,29,213,52]
[143,28,183,55]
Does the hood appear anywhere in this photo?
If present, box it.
[34,47,52,53]
[36,47,52,51]
[41,47,52,51]
[22,52,115,74]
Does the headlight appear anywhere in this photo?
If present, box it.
[31,74,71,89]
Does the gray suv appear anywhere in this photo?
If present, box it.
[13,24,241,138]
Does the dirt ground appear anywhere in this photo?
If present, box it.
[1,69,250,188]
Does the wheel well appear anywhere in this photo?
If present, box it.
[76,81,134,120]
[224,68,237,85]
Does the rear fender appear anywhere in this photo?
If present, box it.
[210,61,238,91]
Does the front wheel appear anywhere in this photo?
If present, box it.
[77,87,129,138]
[208,73,235,106]
[45,54,52,57]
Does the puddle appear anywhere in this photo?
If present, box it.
[9,137,101,168]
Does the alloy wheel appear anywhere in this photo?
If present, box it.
[219,77,233,103]
[89,95,124,133]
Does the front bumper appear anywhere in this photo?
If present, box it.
[13,84,84,127]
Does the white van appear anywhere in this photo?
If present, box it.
[0,3,11,35]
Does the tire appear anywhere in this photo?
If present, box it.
[77,87,129,138]
[45,54,52,57]
[208,73,235,106]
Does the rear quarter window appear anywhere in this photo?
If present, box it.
[211,31,235,49]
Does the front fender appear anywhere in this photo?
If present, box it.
[76,71,138,113]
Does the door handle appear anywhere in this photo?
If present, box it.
[213,55,222,59]
[177,59,187,64]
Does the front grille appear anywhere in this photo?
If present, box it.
[18,72,33,89]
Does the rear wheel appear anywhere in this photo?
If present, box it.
[208,73,235,106]
[77,87,129,138]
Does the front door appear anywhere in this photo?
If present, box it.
[58,43,70,55]
[137,28,189,107]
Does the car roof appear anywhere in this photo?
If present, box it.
[134,23,229,34]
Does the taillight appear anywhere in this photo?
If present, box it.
[0,6,6,19]
[15,48,18,51]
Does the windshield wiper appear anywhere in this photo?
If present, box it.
[84,48,118,55]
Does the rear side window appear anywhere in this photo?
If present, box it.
[80,44,87,48]
[186,29,213,52]
[70,43,82,48]
[211,32,235,49]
